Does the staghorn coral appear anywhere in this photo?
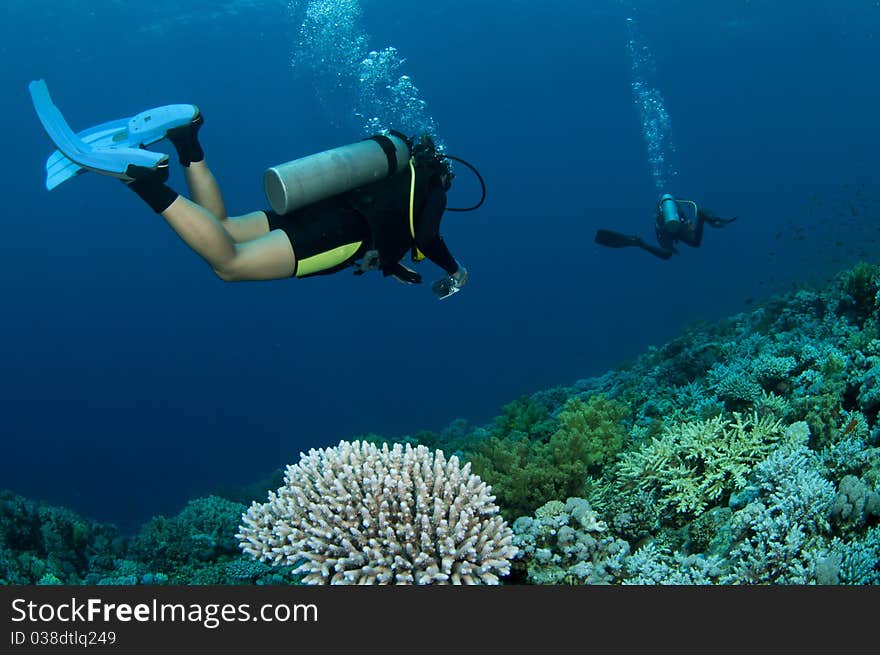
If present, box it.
[833,526,880,584]
[614,413,796,517]
[622,542,724,585]
[723,444,836,584]
[237,440,517,584]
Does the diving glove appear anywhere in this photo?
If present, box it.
[432,265,468,300]
[391,263,423,285]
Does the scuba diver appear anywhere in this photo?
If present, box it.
[29,80,485,299]
[595,193,737,260]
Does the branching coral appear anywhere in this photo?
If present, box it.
[615,413,796,516]
[237,440,517,584]
[723,444,836,584]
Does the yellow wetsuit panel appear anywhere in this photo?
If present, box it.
[295,241,363,277]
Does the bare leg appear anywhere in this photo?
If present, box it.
[133,114,294,280]
[181,160,270,242]
[184,160,227,221]
[159,196,296,281]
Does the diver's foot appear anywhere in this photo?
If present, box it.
[125,161,178,214]
[123,160,170,186]
[166,110,204,166]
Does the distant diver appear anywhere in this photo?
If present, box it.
[29,79,486,300]
[595,193,736,260]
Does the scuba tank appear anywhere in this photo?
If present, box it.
[658,193,683,234]
[263,134,411,214]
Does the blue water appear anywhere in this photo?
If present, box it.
[1,0,878,532]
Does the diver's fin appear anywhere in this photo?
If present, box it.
[595,229,642,248]
[29,79,165,187]
[44,117,131,190]
[29,79,197,190]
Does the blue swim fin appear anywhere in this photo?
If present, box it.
[29,79,198,190]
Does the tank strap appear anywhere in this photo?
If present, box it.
[363,134,401,177]
[675,199,699,217]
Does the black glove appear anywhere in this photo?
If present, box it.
[390,263,422,285]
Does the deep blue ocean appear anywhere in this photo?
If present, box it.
[1,0,878,533]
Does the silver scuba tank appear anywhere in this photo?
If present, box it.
[263,134,411,214]
[658,193,682,234]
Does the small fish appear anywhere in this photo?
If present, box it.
[841,417,858,438]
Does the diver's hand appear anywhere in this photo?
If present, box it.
[432,265,468,299]
[702,211,737,227]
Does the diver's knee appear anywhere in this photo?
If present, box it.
[213,266,241,282]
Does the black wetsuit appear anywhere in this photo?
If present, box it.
[595,205,732,260]
[264,158,458,278]
[644,207,708,260]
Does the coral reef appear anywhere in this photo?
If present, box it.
[0,491,121,585]
[0,492,295,585]
[3,263,880,585]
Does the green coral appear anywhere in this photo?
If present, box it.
[466,433,569,520]
[793,385,844,449]
[840,262,879,324]
[550,395,629,468]
[492,396,558,442]
[465,394,630,519]
[615,413,796,517]
[127,496,247,579]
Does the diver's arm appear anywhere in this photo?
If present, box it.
[415,184,459,275]
[419,235,459,275]
[698,208,737,227]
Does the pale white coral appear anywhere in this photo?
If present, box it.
[236,440,517,585]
